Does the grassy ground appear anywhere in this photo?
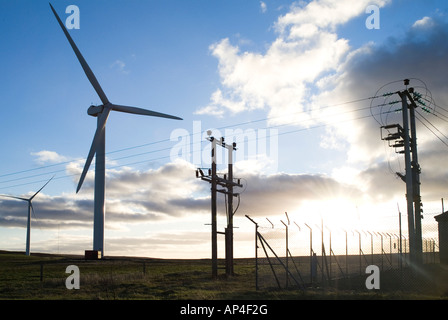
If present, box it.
[1,250,447,300]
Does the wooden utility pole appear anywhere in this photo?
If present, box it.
[196,132,243,278]
[223,138,237,276]
[210,135,218,278]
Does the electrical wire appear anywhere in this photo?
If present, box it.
[416,110,448,141]
[0,89,446,191]
[1,93,401,178]
[0,103,363,175]
[416,95,448,122]
[0,102,370,178]
[415,113,448,148]
[369,78,448,179]
[369,79,404,126]
[0,107,397,191]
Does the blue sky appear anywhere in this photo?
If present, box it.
[1,0,448,258]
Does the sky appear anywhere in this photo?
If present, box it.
[1,0,448,259]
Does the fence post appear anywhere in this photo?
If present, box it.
[356,231,361,276]
[326,226,332,280]
[245,215,259,290]
[281,220,289,288]
[305,223,312,285]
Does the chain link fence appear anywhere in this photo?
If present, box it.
[247,216,440,290]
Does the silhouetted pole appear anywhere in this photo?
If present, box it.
[398,90,416,265]
[197,133,242,279]
[245,215,259,290]
[398,205,403,270]
[344,230,348,277]
[281,220,289,288]
[356,230,362,275]
[380,80,424,266]
[224,138,236,276]
[203,134,218,279]
[26,204,31,256]
[305,223,313,284]
[405,89,423,264]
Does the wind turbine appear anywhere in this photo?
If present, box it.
[0,176,54,256]
[49,4,182,258]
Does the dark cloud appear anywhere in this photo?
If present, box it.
[355,17,448,90]
[0,216,26,228]
[316,16,448,203]
[0,160,211,231]
[357,162,403,200]
[0,196,92,230]
[0,159,367,231]
[235,170,363,217]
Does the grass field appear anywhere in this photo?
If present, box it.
[1,250,447,300]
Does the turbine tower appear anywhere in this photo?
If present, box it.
[0,176,54,256]
[50,4,182,258]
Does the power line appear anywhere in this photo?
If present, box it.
[0,154,175,191]
[0,106,403,191]
[0,103,385,176]
[0,158,82,179]
[1,92,446,191]
[416,95,448,122]
[0,94,404,180]
[415,110,448,141]
[415,113,448,148]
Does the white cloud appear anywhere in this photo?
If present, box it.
[197,0,389,127]
[275,0,388,36]
[110,59,129,74]
[195,88,246,116]
[260,1,267,13]
[198,33,350,123]
[31,150,68,165]
[413,16,434,29]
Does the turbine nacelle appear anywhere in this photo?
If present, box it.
[88,105,105,117]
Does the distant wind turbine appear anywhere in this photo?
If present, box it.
[49,4,182,258]
[0,176,54,256]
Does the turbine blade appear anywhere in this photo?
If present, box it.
[76,108,111,193]
[30,202,42,230]
[30,175,55,201]
[0,194,28,202]
[111,104,183,120]
[30,203,36,220]
[49,3,109,105]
